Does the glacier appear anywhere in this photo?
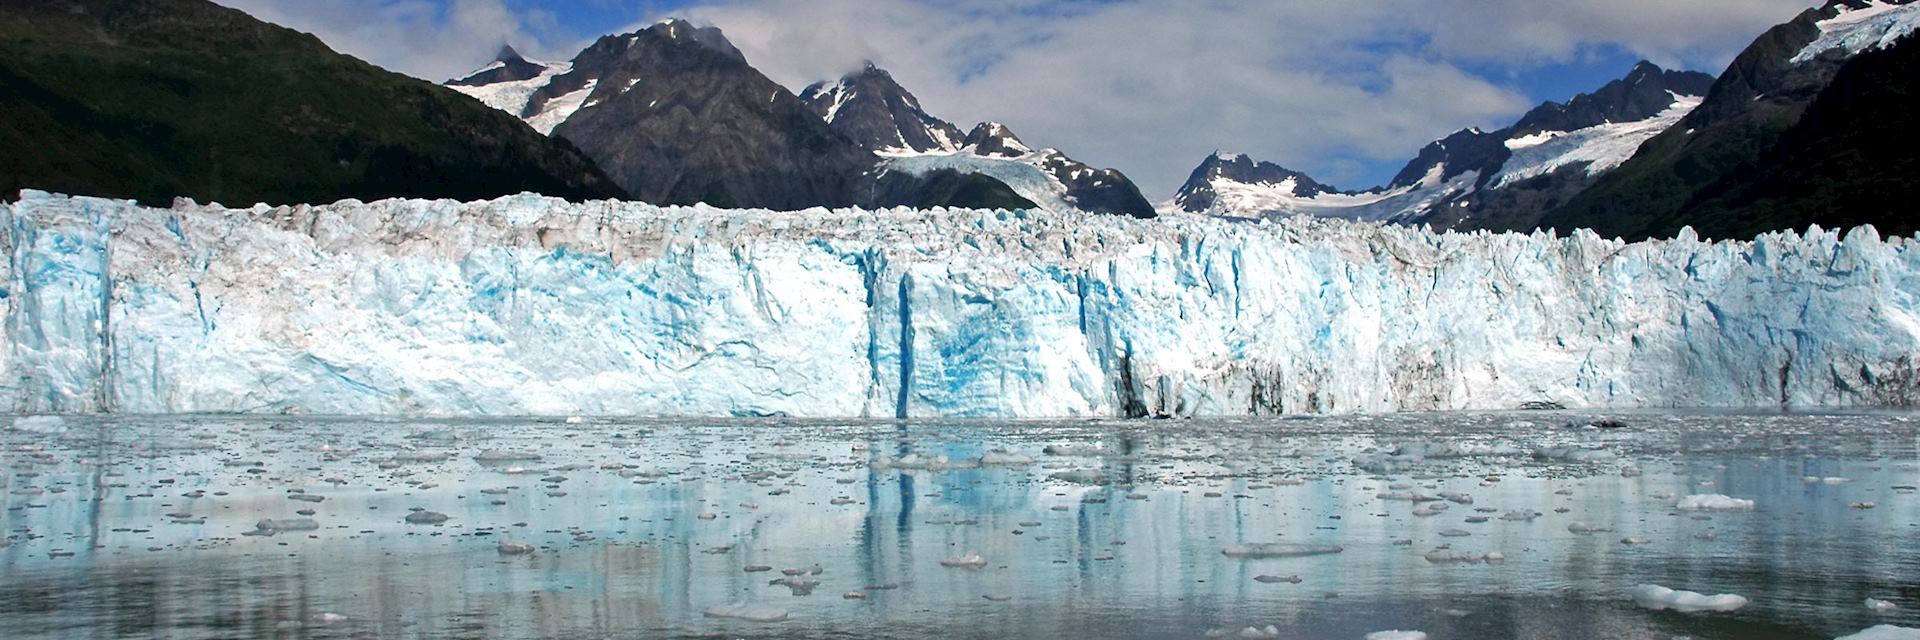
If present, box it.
[3,190,1918,417]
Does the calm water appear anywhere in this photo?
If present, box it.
[2,412,1918,639]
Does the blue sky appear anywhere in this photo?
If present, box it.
[217,0,1820,198]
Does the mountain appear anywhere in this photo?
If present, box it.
[799,63,964,153]
[1672,33,1920,236]
[0,0,625,206]
[495,19,875,209]
[447,45,553,87]
[796,66,1157,218]
[1172,61,1714,225]
[1540,0,1920,240]
[873,122,1156,218]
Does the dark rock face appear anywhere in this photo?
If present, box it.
[957,122,1154,218]
[545,20,876,209]
[962,122,1035,158]
[0,0,625,206]
[447,45,551,86]
[1034,150,1156,218]
[1388,128,1509,190]
[1510,62,1717,136]
[1410,62,1716,230]
[1649,33,1920,239]
[799,63,963,153]
[1172,153,1338,213]
[1540,0,1919,240]
[866,169,1037,210]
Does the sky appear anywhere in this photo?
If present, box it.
[213,0,1823,199]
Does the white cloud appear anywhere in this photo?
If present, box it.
[215,0,1822,197]
[213,0,574,82]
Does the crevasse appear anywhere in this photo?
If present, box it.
[2,190,1916,417]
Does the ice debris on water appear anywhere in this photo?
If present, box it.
[701,602,789,622]
[1205,625,1280,638]
[1868,598,1900,612]
[11,416,67,433]
[1221,543,1343,558]
[1676,494,1755,511]
[255,518,319,532]
[1629,584,1749,612]
[1837,626,1920,640]
[940,553,987,568]
[404,510,449,524]
[1365,632,1428,640]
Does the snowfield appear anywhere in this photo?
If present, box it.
[3,190,1918,417]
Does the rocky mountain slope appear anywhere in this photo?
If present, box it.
[0,0,625,206]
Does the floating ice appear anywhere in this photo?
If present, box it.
[1677,495,1755,511]
[1837,625,1920,640]
[940,553,988,568]
[1868,598,1899,612]
[10,416,66,433]
[1629,584,1749,612]
[701,602,789,622]
[1221,543,1344,558]
[255,518,319,532]
[1206,625,1280,639]
[1365,631,1428,640]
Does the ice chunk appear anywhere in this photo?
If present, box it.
[1868,598,1899,612]
[940,553,988,568]
[701,602,789,622]
[10,416,67,433]
[1629,584,1749,612]
[1365,632,1428,640]
[255,518,319,531]
[1676,494,1755,511]
[1837,625,1920,640]
[1222,543,1344,558]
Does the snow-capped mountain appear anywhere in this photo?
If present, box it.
[1545,0,1920,240]
[1173,61,1715,228]
[448,32,1153,216]
[799,63,964,153]
[876,122,1157,218]
[446,19,872,209]
[447,46,574,133]
[796,66,1158,218]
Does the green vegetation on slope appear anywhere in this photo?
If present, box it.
[0,0,625,206]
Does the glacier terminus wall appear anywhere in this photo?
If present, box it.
[2,190,1917,417]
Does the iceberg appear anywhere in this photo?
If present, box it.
[3,190,1918,417]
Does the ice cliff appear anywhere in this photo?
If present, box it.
[3,190,1916,417]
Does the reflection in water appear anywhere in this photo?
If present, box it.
[2,413,1919,639]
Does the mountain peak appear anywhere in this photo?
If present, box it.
[449,42,557,86]
[494,44,528,64]
[1509,61,1715,137]
[964,122,1034,157]
[797,62,962,152]
[632,18,745,62]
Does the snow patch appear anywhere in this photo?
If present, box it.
[525,79,598,136]
[1794,0,1920,63]
[1492,93,1702,189]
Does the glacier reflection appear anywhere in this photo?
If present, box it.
[2,412,1918,639]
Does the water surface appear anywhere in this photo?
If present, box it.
[3,412,1918,639]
